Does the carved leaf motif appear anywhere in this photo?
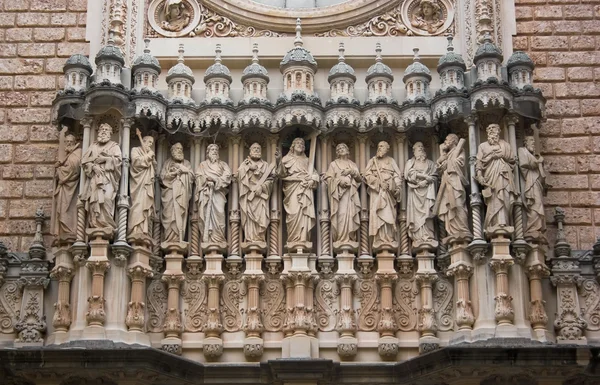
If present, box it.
[183,276,207,332]
[221,279,245,332]
[354,278,379,331]
[146,277,167,333]
[260,278,285,332]
[0,282,21,334]
[314,278,338,332]
[433,275,454,332]
[579,279,600,331]
[393,278,418,331]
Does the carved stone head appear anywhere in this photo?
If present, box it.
[97,123,113,144]
[64,133,77,151]
[142,136,154,152]
[249,142,262,160]
[291,137,305,155]
[413,141,427,161]
[376,141,390,158]
[444,133,459,150]
[335,143,349,158]
[170,142,184,162]
[524,135,535,153]
[486,124,501,145]
[207,143,220,162]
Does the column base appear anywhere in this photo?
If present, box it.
[161,336,182,355]
[282,334,319,358]
[81,325,107,340]
[471,324,496,341]
[418,336,440,354]
[203,336,224,360]
[125,330,151,346]
[243,337,264,359]
[495,323,519,338]
[449,329,472,345]
[337,336,358,360]
[531,328,555,343]
[378,336,398,359]
[46,331,69,345]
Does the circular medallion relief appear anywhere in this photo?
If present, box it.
[401,0,454,36]
[148,0,201,38]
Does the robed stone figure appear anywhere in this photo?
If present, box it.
[238,143,275,246]
[160,142,193,244]
[128,134,156,238]
[476,124,517,234]
[405,142,438,244]
[196,144,232,246]
[518,136,547,240]
[279,137,319,247]
[435,134,472,240]
[81,123,122,233]
[364,141,402,249]
[53,133,81,242]
[324,143,361,249]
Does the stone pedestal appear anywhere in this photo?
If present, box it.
[447,240,475,344]
[335,250,357,360]
[124,243,153,346]
[160,242,186,355]
[82,230,111,340]
[47,246,74,345]
[376,249,398,359]
[202,249,225,360]
[282,334,319,358]
[414,241,440,353]
[243,247,265,359]
[526,243,552,342]
[489,228,518,338]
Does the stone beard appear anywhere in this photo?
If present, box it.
[280,138,319,246]
[325,143,361,247]
[364,141,402,249]
[160,143,193,244]
[405,142,438,244]
[518,136,547,240]
[128,136,156,238]
[435,134,472,240]
[238,143,274,245]
[196,144,232,246]
[81,124,122,233]
[476,124,517,234]
[53,134,81,242]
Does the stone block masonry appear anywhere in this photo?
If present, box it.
[515,0,600,250]
[0,0,88,251]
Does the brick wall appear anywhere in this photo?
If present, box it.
[514,0,600,250]
[0,0,88,251]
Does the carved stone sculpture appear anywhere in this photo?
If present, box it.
[324,143,361,250]
[364,141,402,250]
[279,137,319,248]
[405,142,437,244]
[160,142,193,244]
[411,0,445,34]
[81,123,122,234]
[435,134,472,240]
[162,0,191,32]
[518,136,548,241]
[196,144,232,247]
[128,134,156,239]
[476,124,516,235]
[238,143,276,247]
[53,134,81,243]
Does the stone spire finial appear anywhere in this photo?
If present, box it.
[375,42,382,62]
[413,48,420,62]
[177,43,185,64]
[553,207,571,258]
[29,207,46,260]
[107,30,116,45]
[252,43,259,64]
[338,42,345,62]
[446,35,454,52]
[144,38,151,53]
[215,43,222,64]
[478,0,494,42]
[294,18,303,47]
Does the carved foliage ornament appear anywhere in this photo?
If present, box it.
[147,0,454,38]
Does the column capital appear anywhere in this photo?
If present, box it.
[505,113,520,126]
[464,114,478,126]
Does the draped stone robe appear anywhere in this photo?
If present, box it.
[238,158,273,244]
[196,159,232,245]
[476,140,516,233]
[364,155,402,248]
[518,147,546,239]
[325,158,361,245]
[160,157,193,243]
[128,146,155,237]
[81,140,122,231]
[280,153,318,244]
[53,146,81,241]
[436,145,472,239]
[405,157,438,243]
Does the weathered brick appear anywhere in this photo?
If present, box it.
[9,199,52,218]
[562,117,600,136]
[14,75,56,90]
[45,57,66,73]
[14,144,57,163]
[77,12,86,26]
[554,82,600,98]
[546,174,589,190]
[4,220,36,234]
[0,58,43,74]
[570,36,596,50]
[531,36,569,51]
[33,164,54,178]
[592,175,600,190]
[545,99,581,117]
[513,36,528,51]
[1,164,34,179]
[18,43,56,57]
[533,67,564,81]
[56,42,88,57]
[33,27,65,41]
[5,0,31,11]
[564,5,594,19]
[50,12,77,26]
[0,180,23,197]
[544,191,570,206]
[0,143,13,163]
[543,155,576,173]
[552,20,583,34]
[30,0,67,11]
[0,77,12,90]
[0,92,28,107]
[0,13,16,27]
[539,119,561,137]
[578,226,598,251]
[24,179,54,198]
[516,6,533,20]
[67,0,86,11]
[16,13,50,27]
[6,28,33,42]
[8,108,49,123]
[582,99,600,116]
[66,27,85,42]
[0,43,17,57]
[29,124,58,141]
[562,208,593,225]
[534,5,562,19]
[582,20,600,34]
[517,21,553,35]
[541,137,591,154]
[30,91,56,106]
[0,125,28,142]
[0,200,6,218]
[567,67,594,81]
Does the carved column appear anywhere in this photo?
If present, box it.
[125,264,153,342]
[113,118,133,259]
[466,115,487,256]
[48,247,74,344]
[414,243,439,353]
[202,274,225,359]
[160,243,186,355]
[71,116,93,260]
[267,134,281,266]
[189,138,201,260]
[229,135,242,260]
[446,240,475,343]
[526,261,551,342]
[85,257,110,332]
[377,268,398,359]
[550,207,587,344]
[356,134,371,261]
[335,268,357,359]
[243,272,264,359]
[395,134,411,270]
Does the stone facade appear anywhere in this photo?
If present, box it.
[0,0,599,384]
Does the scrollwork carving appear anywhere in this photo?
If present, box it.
[579,279,600,331]
[146,277,167,332]
[260,278,285,332]
[221,278,245,332]
[393,278,418,332]
[354,278,379,332]
[0,281,21,333]
[433,275,454,332]
[314,278,338,332]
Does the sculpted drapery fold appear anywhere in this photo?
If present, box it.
[53,134,81,242]
[128,136,156,238]
[518,136,547,241]
[405,142,437,244]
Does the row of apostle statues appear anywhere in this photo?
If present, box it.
[53,122,548,254]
